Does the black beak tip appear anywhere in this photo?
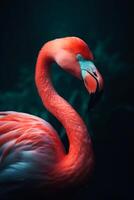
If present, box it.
[88,90,103,109]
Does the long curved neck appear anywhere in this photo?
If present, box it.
[35,44,94,186]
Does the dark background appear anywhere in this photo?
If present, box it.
[0,0,132,199]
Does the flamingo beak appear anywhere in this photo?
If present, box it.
[77,54,104,108]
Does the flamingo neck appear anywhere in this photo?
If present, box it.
[35,45,94,186]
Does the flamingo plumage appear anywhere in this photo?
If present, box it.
[0,37,103,194]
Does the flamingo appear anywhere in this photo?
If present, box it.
[0,37,103,195]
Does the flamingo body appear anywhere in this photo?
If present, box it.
[0,112,64,183]
[0,37,103,193]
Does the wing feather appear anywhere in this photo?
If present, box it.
[0,111,65,184]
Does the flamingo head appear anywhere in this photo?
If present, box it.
[54,37,104,107]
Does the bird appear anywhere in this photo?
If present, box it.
[0,37,103,196]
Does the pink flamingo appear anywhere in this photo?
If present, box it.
[0,37,103,191]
